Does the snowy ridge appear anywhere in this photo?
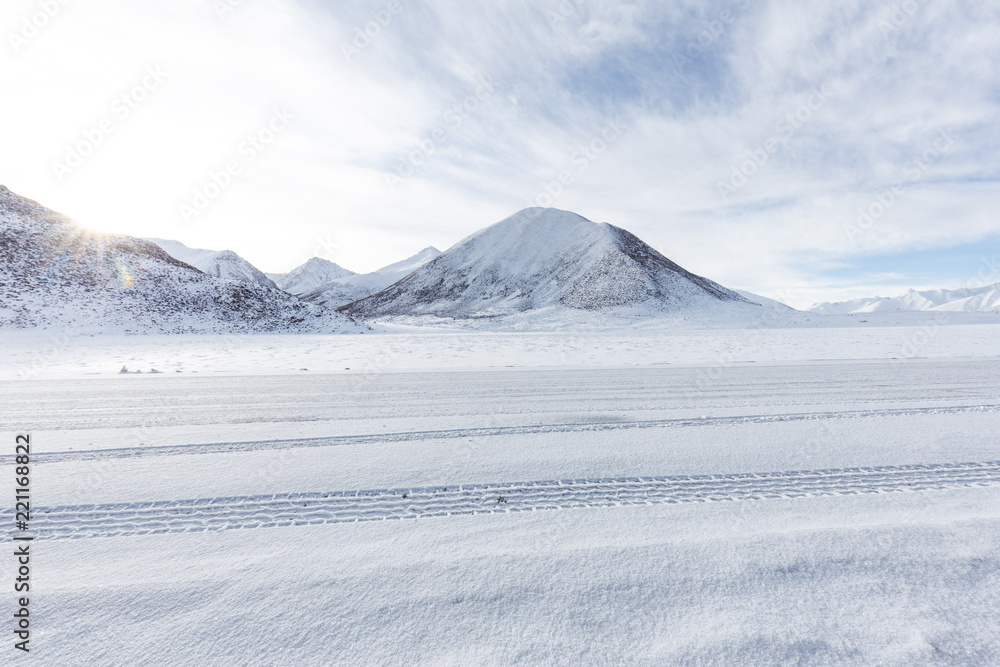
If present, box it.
[810,283,1000,314]
[267,257,355,295]
[340,208,759,325]
[147,238,278,289]
[301,246,442,309]
[373,246,442,275]
[0,186,359,333]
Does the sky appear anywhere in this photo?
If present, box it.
[1,0,998,308]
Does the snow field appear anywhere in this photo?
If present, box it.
[2,331,1000,664]
[4,318,1000,380]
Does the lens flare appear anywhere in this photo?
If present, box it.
[115,259,135,288]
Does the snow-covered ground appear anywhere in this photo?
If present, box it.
[5,313,1000,380]
[3,323,1000,664]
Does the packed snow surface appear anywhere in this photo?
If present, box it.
[3,327,999,665]
[146,238,278,289]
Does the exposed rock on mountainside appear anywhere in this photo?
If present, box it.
[0,186,357,333]
[147,238,278,289]
[339,208,757,322]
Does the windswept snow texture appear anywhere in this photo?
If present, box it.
[147,238,278,289]
[811,283,1000,314]
[340,208,756,324]
[267,257,355,296]
[301,246,442,309]
[0,186,356,333]
[4,349,1000,665]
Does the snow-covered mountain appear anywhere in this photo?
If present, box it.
[371,246,442,276]
[339,208,757,324]
[734,289,798,312]
[267,257,355,296]
[300,247,442,309]
[146,238,277,289]
[0,186,358,333]
[810,284,1000,314]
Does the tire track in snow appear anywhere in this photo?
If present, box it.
[12,403,1000,464]
[18,460,1000,540]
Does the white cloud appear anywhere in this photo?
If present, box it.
[1,0,997,298]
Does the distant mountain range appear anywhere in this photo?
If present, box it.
[810,284,1000,314]
[151,239,442,309]
[17,184,995,334]
[0,186,358,333]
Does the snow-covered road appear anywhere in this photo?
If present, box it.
[3,340,1000,665]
